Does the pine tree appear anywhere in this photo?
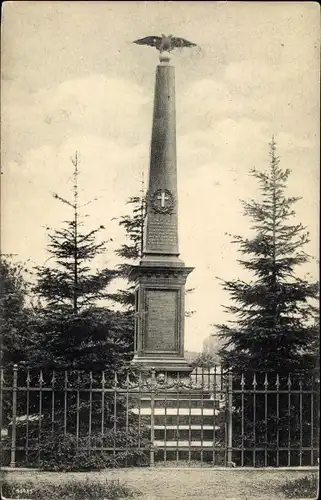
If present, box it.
[215,138,319,466]
[2,158,148,469]
[32,152,131,373]
[217,137,319,374]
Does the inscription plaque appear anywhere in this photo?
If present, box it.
[146,214,178,251]
[145,289,177,352]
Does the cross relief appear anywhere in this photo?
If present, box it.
[151,188,174,214]
[157,191,170,208]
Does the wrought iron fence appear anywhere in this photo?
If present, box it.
[0,365,319,468]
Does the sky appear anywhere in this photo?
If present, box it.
[1,1,319,352]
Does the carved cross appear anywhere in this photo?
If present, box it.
[157,191,169,208]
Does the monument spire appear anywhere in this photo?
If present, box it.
[130,35,196,372]
[141,52,182,266]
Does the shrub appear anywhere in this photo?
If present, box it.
[21,427,150,471]
[1,478,138,499]
[278,473,318,498]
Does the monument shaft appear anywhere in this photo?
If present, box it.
[143,65,179,263]
[130,59,193,372]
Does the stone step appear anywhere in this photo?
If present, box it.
[132,408,221,416]
[137,398,223,409]
[153,440,220,448]
[154,429,222,441]
[154,415,223,426]
[131,393,214,401]
[153,425,220,430]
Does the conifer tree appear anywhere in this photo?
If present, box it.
[215,138,319,466]
[217,137,318,374]
[32,152,131,373]
[3,158,148,469]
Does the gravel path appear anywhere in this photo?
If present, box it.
[3,468,318,499]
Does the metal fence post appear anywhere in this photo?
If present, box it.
[0,367,4,468]
[226,369,234,467]
[10,364,18,468]
[149,369,156,467]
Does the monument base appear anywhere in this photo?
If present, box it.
[131,354,193,373]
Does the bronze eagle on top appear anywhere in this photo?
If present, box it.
[133,34,197,53]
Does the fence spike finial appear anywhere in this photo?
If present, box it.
[150,368,157,388]
[0,368,4,384]
[264,373,268,388]
[101,371,106,384]
[240,373,245,388]
[252,372,257,388]
[51,370,56,385]
[275,373,280,388]
[39,369,44,385]
[89,371,93,383]
[287,374,292,388]
[114,371,118,386]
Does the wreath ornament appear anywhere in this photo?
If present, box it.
[150,189,175,214]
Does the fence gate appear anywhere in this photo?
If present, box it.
[0,365,319,468]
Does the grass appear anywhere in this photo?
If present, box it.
[277,473,318,498]
[1,478,139,500]
[1,468,319,499]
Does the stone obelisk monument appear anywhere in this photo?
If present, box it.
[130,36,196,373]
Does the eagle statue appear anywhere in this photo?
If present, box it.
[133,34,197,61]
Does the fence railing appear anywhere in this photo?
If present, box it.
[0,365,319,468]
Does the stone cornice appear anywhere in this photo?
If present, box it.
[129,265,194,282]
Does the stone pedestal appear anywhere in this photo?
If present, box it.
[130,265,193,372]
